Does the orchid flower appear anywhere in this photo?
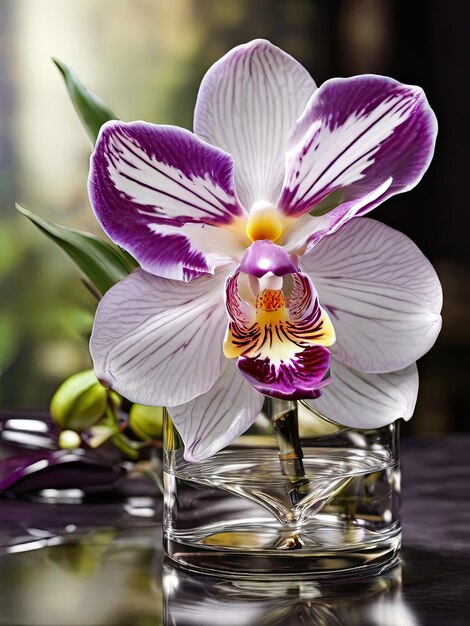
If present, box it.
[89,40,442,461]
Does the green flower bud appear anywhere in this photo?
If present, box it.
[58,429,81,449]
[129,404,164,441]
[50,370,108,432]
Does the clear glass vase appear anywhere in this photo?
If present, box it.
[163,398,401,578]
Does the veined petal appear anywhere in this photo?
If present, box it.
[90,268,229,406]
[169,361,264,462]
[303,218,442,373]
[278,75,437,235]
[306,360,419,429]
[194,39,316,209]
[224,268,334,400]
[89,121,246,281]
[224,268,254,332]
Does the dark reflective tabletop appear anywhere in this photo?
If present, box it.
[0,436,468,626]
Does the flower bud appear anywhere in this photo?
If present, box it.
[58,429,81,450]
[50,370,108,432]
[129,404,164,441]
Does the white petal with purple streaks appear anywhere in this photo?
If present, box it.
[150,222,246,277]
[169,360,264,462]
[306,360,419,429]
[194,39,316,209]
[281,178,392,255]
[303,218,442,373]
[90,268,229,406]
[278,75,437,227]
[89,121,245,280]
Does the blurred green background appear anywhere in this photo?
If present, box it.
[0,0,468,436]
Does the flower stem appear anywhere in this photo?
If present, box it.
[267,398,309,506]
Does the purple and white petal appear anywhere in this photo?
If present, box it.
[90,267,229,406]
[237,345,331,401]
[278,75,437,239]
[154,222,246,278]
[194,39,316,209]
[168,361,264,462]
[281,178,392,255]
[89,121,245,280]
[303,218,442,373]
[224,268,256,334]
[240,240,299,278]
[306,360,419,429]
[285,272,337,349]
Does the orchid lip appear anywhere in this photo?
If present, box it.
[223,265,336,401]
[236,352,332,401]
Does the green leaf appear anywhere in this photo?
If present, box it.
[16,204,137,294]
[52,57,117,143]
[309,188,344,217]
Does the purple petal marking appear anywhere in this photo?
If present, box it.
[303,218,442,373]
[239,240,299,278]
[89,121,245,280]
[237,345,331,401]
[225,267,246,327]
[278,75,437,233]
[224,267,258,334]
[288,272,321,328]
[194,39,316,209]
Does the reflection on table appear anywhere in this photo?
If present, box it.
[0,435,468,625]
